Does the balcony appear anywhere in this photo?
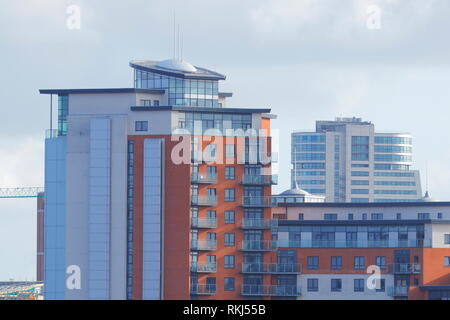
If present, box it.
[190,284,216,296]
[190,240,217,251]
[45,129,59,139]
[191,195,217,207]
[240,219,277,229]
[241,174,278,186]
[388,286,409,297]
[190,262,217,273]
[388,263,421,274]
[191,217,217,229]
[240,240,277,251]
[241,196,273,208]
[276,239,432,249]
[241,263,302,274]
[241,285,301,297]
[191,173,217,184]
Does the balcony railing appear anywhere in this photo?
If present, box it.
[191,195,217,207]
[241,174,278,185]
[241,263,302,274]
[241,285,301,297]
[190,262,217,273]
[240,240,277,251]
[388,263,421,274]
[277,239,432,249]
[191,217,217,229]
[240,219,277,229]
[190,240,217,251]
[45,129,59,139]
[190,284,216,295]
[241,196,273,208]
[191,173,217,184]
[388,286,409,297]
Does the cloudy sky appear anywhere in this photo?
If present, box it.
[0,0,449,280]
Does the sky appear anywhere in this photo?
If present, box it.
[0,0,450,280]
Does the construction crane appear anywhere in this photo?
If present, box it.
[0,187,44,199]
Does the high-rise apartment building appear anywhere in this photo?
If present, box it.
[40,58,277,300]
[291,117,422,203]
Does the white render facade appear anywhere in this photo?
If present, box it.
[292,117,422,203]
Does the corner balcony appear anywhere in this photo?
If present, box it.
[241,174,278,186]
[388,263,421,274]
[240,285,301,297]
[190,284,216,296]
[190,240,217,251]
[388,286,408,297]
[240,219,277,229]
[241,196,273,208]
[241,263,302,274]
[240,240,277,252]
[190,262,217,273]
[191,195,217,207]
[191,173,217,184]
[191,217,217,229]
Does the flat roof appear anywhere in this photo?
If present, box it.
[39,88,165,95]
[130,106,272,114]
[130,60,226,81]
[275,202,450,208]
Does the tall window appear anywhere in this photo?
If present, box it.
[225,189,235,202]
[307,256,319,270]
[331,279,342,292]
[354,256,365,270]
[225,144,235,158]
[376,256,386,269]
[307,279,319,292]
[331,256,343,270]
[224,233,235,246]
[225,211,235,224]
[224,277,235,291]
[224,255,235,269]
[354,279,364,292]
[444,234,450,245]
[225,167,235,180]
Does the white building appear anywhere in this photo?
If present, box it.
[292,117,422,203]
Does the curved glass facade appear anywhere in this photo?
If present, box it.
[135,69,219,107]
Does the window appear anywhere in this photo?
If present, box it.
[225,211,235,224]
[331,279,342,292]
[376,279,386,292]
[225,167,235,180]
[225,189,235,202]
[396,213,402,220]
[371,213,383,220]
[298,213,304,221]
[225,144,235,158]
[224,277,235,291]
[445,257,450,267]
[348,214,354,221]
[153,100,160,106]
[307,279,319,292]
[376,256,386,269]
[354,279,365,292]
[418,213,430,220]
[135,121,148,132]
[307,256,319,270]
[324,214,338,221]
[224,255,235,269]
[140,99,152,106]
[438,213,443,219]
[413,278,419,286]
[362,213,367,220]
[352,189,369,195]
[224,233,235,246]
[354,256,365,270]
[445,234,450,245]
[331,256,342,270]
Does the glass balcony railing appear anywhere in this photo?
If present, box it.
[191,195,217,207]
[191,217,217,229]
[45,129,59,139]
[190,240,217,251]
[240,219,277,229]
[241,174,278,185]
[191,173,217,184]
[241,263,302,274]
[276,239,432,249]
[240,240,277,251]
[190,262,217,273]
[241,285,301,297]
[388,263,421,274]
[241,196,273,208]
[190,284,216,295]
[388,286,409,297]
